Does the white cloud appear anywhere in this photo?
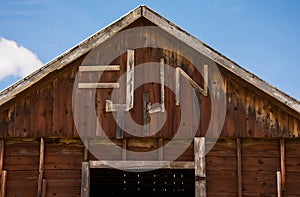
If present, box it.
[0,37,43,80]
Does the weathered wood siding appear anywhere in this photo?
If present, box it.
[3,139,83,197]
[0,138,299,196]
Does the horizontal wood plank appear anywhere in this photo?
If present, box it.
[89,161,195,169]
[79,65,120,72]
[78,83,119,89]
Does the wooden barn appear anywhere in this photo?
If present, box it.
[0,6,299,197]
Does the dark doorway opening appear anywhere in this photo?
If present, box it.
[90,168,194,196]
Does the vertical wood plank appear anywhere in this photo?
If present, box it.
[277,171,282,197]
[0,111,8,137]
[194,137,206,197]
[41,179,47,197]
[0,141,4,197]
[293,118,299,137]
[81,162,90,197]
[37,137,45,197]
[84,138,89,162]
[116,110,124,139]
[237,138,242,197]
[52,77,60,136]
[0,141,4,175]
[122,139,127,161]
[160,58,165,112]
[203,64,208,96]
[8,105,16,137]
[175,67,180,106]
[0,170,7,197]
[280,138,286,190]
[143,93,150,136]
[126,49,134,110]
[277,108,289,137]
[158,138,163,161]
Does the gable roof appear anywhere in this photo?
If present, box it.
[0,6,299,114]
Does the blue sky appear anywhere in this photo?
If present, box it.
[0,0,300,101]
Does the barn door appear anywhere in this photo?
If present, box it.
[81,137,207,197]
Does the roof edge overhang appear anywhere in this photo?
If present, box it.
[1,5,300,115]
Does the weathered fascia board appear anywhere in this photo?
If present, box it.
[142,6,300,115]
[89,161,195,170]
[0,6,142,106]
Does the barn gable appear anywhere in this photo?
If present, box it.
[0,6,299,138]
[0,5,299,197]
[0,6,299,114]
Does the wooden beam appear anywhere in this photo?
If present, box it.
[0,170,7,197]
[89,161,195,170]
[0,141,4,175]
[79,65,120,72]
[237,138,242,197]
[194,137,206,197]
[277,171,282,197]
[78,83,119,89]
[280,138,286,190]
[37,137,45,197]
[178,67,208,96]
[81,162,90,197]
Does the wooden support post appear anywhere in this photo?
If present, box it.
[81,162,90,197]
[126,50,135,110]
[41,179,47,197]
[160,58,165,112]
[116,110,124,139]
[175,67,180,105]
[0,170,7,197]
[158,138,163,161]
[280,138,286,190]
[237,138,242,197]
[194,137,206,197]
[84,138,89,162]
[143,93,150,136]
[0,141,4,175]
[0,141,6,197]
[203,65,208,96]
[37,137,45,197]
[277,171,282,197]
[122,139,127,161]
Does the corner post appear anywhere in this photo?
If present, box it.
[81,162,90,197]
[194,137,206,197]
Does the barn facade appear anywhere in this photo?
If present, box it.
[0,6,300,197]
